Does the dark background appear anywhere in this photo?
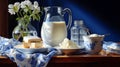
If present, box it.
[8,0,120,42]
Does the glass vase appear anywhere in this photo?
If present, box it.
[12,21,38,41]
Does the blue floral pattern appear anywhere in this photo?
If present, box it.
[0,36,57,67]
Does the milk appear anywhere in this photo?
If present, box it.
[41,21,67,47]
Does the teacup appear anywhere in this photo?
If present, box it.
[83,34,104,54]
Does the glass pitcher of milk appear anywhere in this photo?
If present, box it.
[41,6,72,47]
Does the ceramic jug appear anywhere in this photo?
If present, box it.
[41,6,72,47]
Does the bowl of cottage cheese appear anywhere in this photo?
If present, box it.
[58,38,83,55]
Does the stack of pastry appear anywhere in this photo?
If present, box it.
[23,36,43,48]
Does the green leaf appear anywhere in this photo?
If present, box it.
[16,17,21,21]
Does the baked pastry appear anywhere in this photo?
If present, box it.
[23,42,30,48]
[30,42,43,48]
[23,36,42,43]
[23,36,43,48]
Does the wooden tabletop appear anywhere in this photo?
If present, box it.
[1,54,120,67]
[1,55,120,62]
[52,54,120,63]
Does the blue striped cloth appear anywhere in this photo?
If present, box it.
[0,36,57,67]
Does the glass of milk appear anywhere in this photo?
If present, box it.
[41,6,72,47]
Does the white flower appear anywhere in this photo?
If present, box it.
[36,7,40,12]
[8,2,20,15]
[21,0,33,10]
[8,0,41,23]
[8,4,13,8]
[33,7,40,14]
[21,1,26,8]
[8,4,15,15]
[34,1,39,9]
[8,9,15,15]
[14,2,20,12]
[33,1,40,14]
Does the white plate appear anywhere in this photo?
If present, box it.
[14,44,48,54]
[53,46,85,55]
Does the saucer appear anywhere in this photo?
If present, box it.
[14,44,48,54]
[54,46,86,55]
[59,48,81,55]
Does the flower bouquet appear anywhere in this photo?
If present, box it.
[8,0,42,41]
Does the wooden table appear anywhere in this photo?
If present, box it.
[1,54,120,67]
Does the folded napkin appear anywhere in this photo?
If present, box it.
[0,36,57,67]
[103,41,120,54]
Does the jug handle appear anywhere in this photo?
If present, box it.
[62,8,72,31]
